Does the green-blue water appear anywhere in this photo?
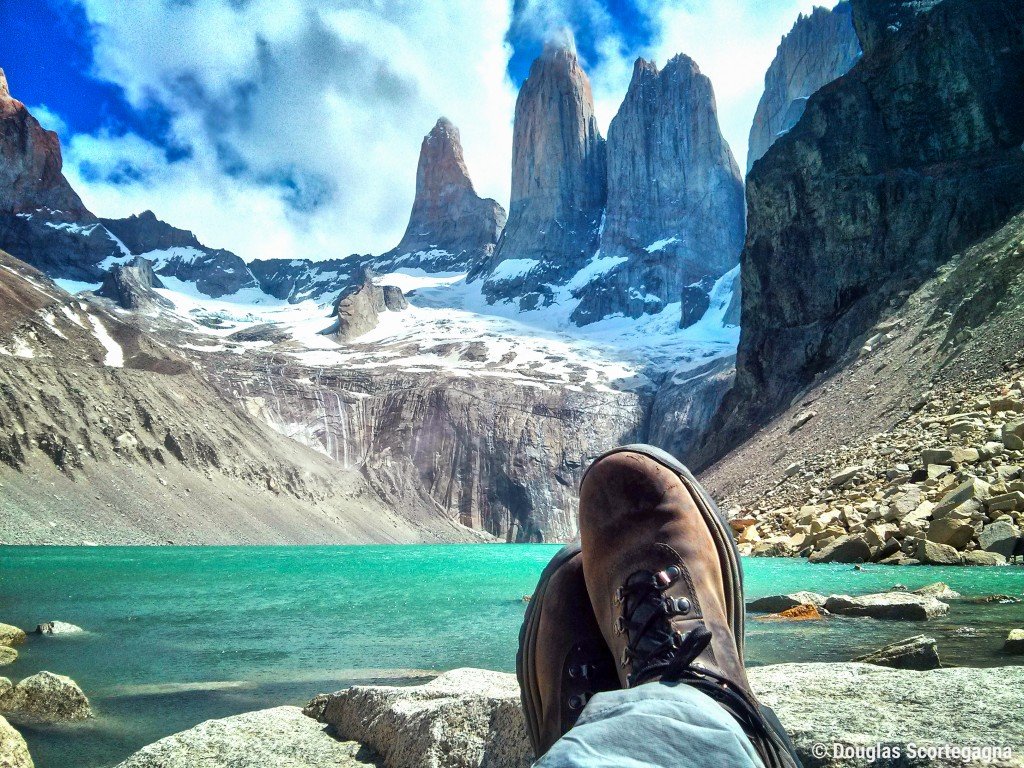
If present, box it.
[1,546,1022,768]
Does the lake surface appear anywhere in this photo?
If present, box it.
[1,545,1022,767]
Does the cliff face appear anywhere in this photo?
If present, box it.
[381,118,506,272]
[0,68,86,216]
[697,0,1024,467]
[479,41,606,309]
[215,362,646,542]
[747,3,861,173]
[573,55,744,325]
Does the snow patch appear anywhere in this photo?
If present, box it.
[488,259,539,281]
[87,315,124,367]
[565,253,628,291]
[646,237,679,253]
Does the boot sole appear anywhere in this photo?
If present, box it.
[516,542,581,758]
[581,444,746,662]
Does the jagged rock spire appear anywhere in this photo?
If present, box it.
[480,39,606,307]
[384,117,505,271]
[572,53,744,325]
[0,68,9,99]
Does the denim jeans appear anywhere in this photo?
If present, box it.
[534,681,764,768]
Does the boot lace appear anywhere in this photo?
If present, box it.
[617,566,799,768]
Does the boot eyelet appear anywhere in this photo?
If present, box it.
[568,664,589,680]
[568,693,587,710]
[674,597,691,615]
[613,587,624,605]
[615,616,626,635]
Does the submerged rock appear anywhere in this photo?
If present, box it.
[1006,630,1024,655]
[34,622,84,636]
[824,592,948,621]
[758,604,823,622]
[114,706,371,768]
[911,583,961,601]
[5,671,92,722]
[0,714,33,768]
[853,635,941,670]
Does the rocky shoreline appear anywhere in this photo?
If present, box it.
[727,367,1024,567]
[109,664,1024,768]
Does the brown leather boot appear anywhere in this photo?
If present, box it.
[517,544,619,759]
[579,445,802,768]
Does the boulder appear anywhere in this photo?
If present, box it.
[911,583,961,600]
[0,679,11,708]
[962,550,1008,566]
[853,635,941,670]
[0,628,24,649]
[0,714,32,768]
[829,466,865,488]
[932,478,991,517]
[34,622,84,636]
[747,592,827,613]
[824,593,949,621]
[758,604,823,621]
[114,706,370,768]
[0,649,15,667]
[987,491,1024,513]
[809,534,872,564]
[920,447,980,467]
[307,668,531,768]
[1006,629,1024,655]
[926,517,976,550]
[979,520,1022,558]
[6,672,92,722]
[916,539,963,566]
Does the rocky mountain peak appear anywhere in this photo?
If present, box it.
[479,39,606,308]
[0,67,87,216]
[382,117,505,272]
[747,2,861,173]
[573,50,744,325]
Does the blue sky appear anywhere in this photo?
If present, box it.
[3,0,826,261]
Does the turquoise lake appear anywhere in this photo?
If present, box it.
[1,545,1022,767]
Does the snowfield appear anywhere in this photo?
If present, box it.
[57,258,740,392]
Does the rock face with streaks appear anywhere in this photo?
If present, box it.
[213,362,646,542]
[379,118,506,272]
[572,55,745,326]
[747,3,861,173]
[698,0,1024,467]
[478,39,606,310]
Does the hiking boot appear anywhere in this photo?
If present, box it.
[579,445,803,768]
[517,544,619,759]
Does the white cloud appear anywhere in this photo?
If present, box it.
[26,104,68,137]
[60,0,833,262]
[66,0,516,262]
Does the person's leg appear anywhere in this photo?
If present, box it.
[535,681,763,768]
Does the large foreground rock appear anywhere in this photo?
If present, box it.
[824,593,949,621]
[0,714,32,768]
[307,668,530,768]
[116,665,1024,768]
[4,672,92,722]
[115,706,373,768]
